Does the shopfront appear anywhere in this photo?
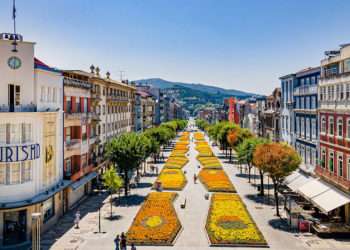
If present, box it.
[2,210,27,246]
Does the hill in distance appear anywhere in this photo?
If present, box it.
[134,78,257,98]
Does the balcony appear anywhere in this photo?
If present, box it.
[90,112,101,122]
[65,139,81,150]
[106,96,129,102]
[0,104,37,112]
[64,112,91,126]
[294,85,318,96]
[64,77,91,89]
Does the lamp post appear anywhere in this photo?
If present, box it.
[31,212,41,250]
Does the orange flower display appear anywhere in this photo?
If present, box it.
[199,169,235,192]
[154,168,187,190]
[127,192,182,245]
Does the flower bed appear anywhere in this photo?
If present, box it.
[194,132,205,141]
[206,193,267,246]
[127,192,182,245]
[165,157,188,169]
[154,168,187,190]
[197,156,222,169]
[198,169,235,192]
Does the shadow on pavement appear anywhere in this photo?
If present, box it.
[244,193,282,206]
[236,173,260,180]
[117,194,146,207]
[104,214,123,221]
[268,218,293,233]
[135,182,153,188]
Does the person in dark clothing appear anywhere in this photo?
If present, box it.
[120,232,127,250]
[114,235,120,250]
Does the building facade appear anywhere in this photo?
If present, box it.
[317,44,350,222]
[0,34,67,247]
[135,90,155,132]
[280,74,295,145]
[294,67,320,174]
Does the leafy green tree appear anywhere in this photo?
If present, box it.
[253,143,301,216]
[102,167,123,218]
[236,137,267,183]
[217,123,238,157]
[105,132,147,196]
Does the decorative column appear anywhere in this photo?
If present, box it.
[32,212,41,250]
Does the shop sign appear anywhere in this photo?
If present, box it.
[0,143,40,162]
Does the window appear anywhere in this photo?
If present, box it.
[82,125,87,143]
[21,161,32,183]
[22,123,32,143]
[47,87,52,102]
[83,98,88,113]
[329,152,334,172]
[52,88,57,102]
[41,87,45,101]
[347,157,350,180]
[66,96,71,113]
[43,197,55,223]
[11,163,21,184]
[76,97,80,113]
[306,118,310,138]
[66,127,71,144]
[347,119,350,139]
[311,96,316,109]
[329,116,334,135]
[301,117,305,137]
[311,76,316,85]
[347,84,350,100]
[338,155,343,177]
[300,97,304,109]
[321,116,326,133]
[0,164,5,184]
[10,124,21,144]
[65,158,71,176]
[344,58,350,73]
[321,149,326,168]
[337,118,343,137]
[312,118,317,140]
[305,96,310,109]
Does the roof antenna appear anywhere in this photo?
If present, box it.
[11,0,18,52]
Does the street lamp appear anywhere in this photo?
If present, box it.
[31,212,41,250]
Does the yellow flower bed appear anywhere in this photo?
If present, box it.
[199,169,235,192]
[164,157,189,169]
[197,156,222,169]
[154,168,187,190]
[194,132,205,141]
[206,193,267,246]
[127,192,182,245]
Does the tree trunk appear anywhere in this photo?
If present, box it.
[229,148,232,162]
[110,192,113,218]
[248,163,251,183]
[259,170,264,196]
[273,181,280,217]
[124,169,129,196]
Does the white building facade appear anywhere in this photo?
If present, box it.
[0,34,66,248]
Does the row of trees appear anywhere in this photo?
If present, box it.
[200,120,300,217]
[104,119,188,197]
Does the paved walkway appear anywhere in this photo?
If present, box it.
[43,132,350,250]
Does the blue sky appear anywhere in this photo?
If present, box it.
[0,0,349,94]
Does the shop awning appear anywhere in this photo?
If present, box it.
[71,172,98,190]
[297,179,350,213]
[284,171,312,191]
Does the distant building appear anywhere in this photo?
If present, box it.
[135,90,155,132]
[280,73,296,145]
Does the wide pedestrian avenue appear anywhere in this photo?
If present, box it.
[42,122,348,250]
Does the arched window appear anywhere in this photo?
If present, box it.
[321,148,326,168]
[338,154,343,177]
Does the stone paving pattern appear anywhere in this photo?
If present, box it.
[42,132,350,250]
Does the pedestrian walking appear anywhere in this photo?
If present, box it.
[114,235,120,250]
[74,210,80,229]
[120,232,127,250]
[131,243,136,250]
[193,173,197,184]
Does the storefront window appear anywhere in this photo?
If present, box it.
[43,197,55,223]
[0,162,33,185]
[3,210,27,245]
[344,58,350,73]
